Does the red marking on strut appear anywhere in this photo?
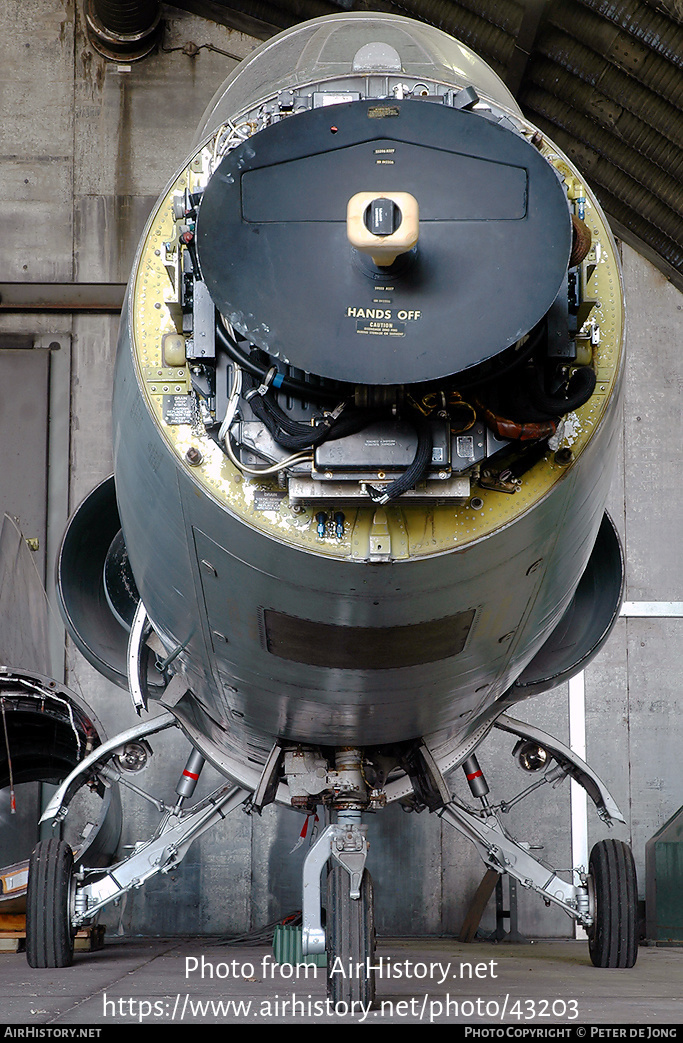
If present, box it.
[299,812,319,840]
[466,770,483,781]
[183,770,200,780]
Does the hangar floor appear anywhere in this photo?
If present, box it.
[0,937,680,1026]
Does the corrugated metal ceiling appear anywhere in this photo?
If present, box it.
[167,0,683,291]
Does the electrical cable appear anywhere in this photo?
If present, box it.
[216,322,345,403]
[365,413,433,505]
[213,910,302,947]
[223,430,313,475]
[242,371,380,452]
[528,363,597,418]
[218,363,242,445]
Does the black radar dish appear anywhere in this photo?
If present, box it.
[196,100,572,386]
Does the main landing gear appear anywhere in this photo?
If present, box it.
[25,710,639,989]
[297,717,639,1003]
[26,839,76,968]
[25,712,251,968]
[587,839,638,968]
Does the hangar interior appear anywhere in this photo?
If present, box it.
[0,0,682,944]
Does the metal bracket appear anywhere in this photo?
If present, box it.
[251,742,285,812]
[383,706,503,805]
[494,713,624,824]
[330,824,369,900]
[40,712,177,826]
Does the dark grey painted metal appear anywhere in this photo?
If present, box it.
[113,294,623,765]
[56,476,164,693]
[511,512,625,697]
[196,98,571,384]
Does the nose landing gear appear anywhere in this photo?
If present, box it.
[326,863,376,1007]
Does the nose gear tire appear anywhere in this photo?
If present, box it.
[326,865,376,1007]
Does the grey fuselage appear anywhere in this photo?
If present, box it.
[111,12,625,785]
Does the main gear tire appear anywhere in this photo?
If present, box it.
[326,865,376,1007]
[587,839,638,968]
[26,839,76,968]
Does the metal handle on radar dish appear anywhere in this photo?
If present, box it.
[347,191,419,266]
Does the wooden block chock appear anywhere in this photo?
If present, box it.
[347,191,419,267]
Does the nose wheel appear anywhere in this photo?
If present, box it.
[326,865,376,1007]
[587,839,638,968]
[26,839,77,968]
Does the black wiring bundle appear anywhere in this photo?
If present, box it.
[239,371,434,505]
[216,323,344,404]
[241,371,380,453]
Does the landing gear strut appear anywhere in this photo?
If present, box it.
[25,715,251,967]
[294,747,377,1006]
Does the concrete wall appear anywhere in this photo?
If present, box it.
[1,1,682,942]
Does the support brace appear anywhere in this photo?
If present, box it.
[440,802,590,924]
[128,601,154,714]
[73,784,250,924]
[494,713,624,824]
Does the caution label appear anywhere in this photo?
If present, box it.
[346,305,421,337]
[162,395,194,424]
[253,491,286,511]
[356,319,406,336]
